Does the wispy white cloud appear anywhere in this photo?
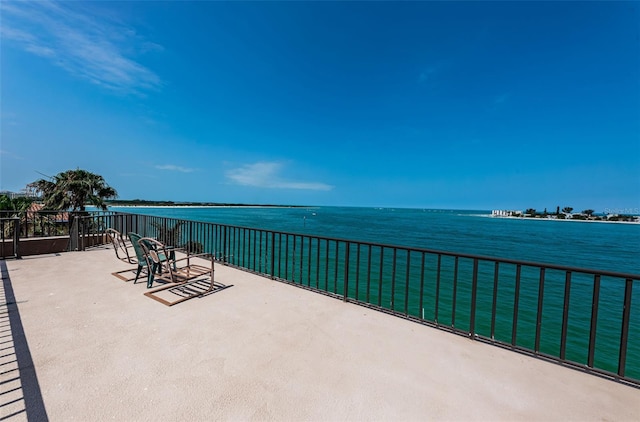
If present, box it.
[0,149,24,160]
[226,162,333,191]
[155,164,196,173]
[0,1,162,94]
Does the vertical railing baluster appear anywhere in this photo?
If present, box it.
[284,234,289,280]
[15,218,21,259]
[435,254,442,325]
[255,229,260,270]
[355,243,361,301]
[300,235,305,285]
[343,242,350,302]
[223,225,228,264]
[291,235,297,282]
[512,264,522,347]
[316,237,321,289]
[234,227,239,265]
[391,248,397,310]
[218,225,223,261]
[244,228,248,268]
[378,247,384,307]
[452,256,459,328]
[491,262,500,340]
[324,239,329,291]
[366,245,372,304]
[270,232,276,279]
[334,241,339,293]
[307,237,312,286]
[419,252,425,320]
[587,274,601,368]
[470,258,479,339]
[404,251,411,315]
[246,228,250,268]
[618,278,633,377]
[252,230,257,271]
[535,267,546,353]
[277,233,283,278]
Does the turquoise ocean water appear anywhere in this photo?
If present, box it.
[108,206,640,378]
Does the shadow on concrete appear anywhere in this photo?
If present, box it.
[0,260,48,421]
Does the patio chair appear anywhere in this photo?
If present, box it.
[139,237,228,306]
[108,228,143,281]
[106,228,135,264]
[128,232,170,285]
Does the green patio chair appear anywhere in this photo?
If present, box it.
[128,232,165,285]
[139,237,226,306]
[128,232,175,286]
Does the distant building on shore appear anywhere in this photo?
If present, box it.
[0,190,38,199]
[491,210,522,217]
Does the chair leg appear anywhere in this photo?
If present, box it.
[134,265,143,284]
[147,264,156,288]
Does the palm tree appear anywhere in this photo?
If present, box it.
[562,207,573,214]
[30,169,117,212]
[30,169,117,249]
[0,194,33,212]
[583,209,595,217]
[0,194,34,237]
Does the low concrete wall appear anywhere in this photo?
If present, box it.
[0,234,107,258]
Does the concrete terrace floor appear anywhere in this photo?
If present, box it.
[1,247,638,422]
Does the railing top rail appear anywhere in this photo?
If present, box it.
[109,211,640,281]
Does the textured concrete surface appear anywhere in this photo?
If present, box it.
[2,247,639,421]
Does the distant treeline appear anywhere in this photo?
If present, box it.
[105,199,304,207]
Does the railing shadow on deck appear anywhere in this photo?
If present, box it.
[0,260,49,421]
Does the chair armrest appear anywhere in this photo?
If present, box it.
[171,253,214,265]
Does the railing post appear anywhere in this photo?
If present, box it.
[587,275,601,368]
[490,262,500,340]
[79,215,85,251]
[451,256,459,329]
[404,251,410,315]
[470,258,479,339]
[534,267,546,352]
[270,232,276,279]
[69,214,80,251]
[223,225,228,264]
[13,218,21,259]
[390,248,397,310]
[343,242,350,302]
[511,264,522,347]
[560,271,572,360]
[618,278,633,377]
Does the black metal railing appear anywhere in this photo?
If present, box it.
[48,212,640,386]
[0,217,21,258]
[0,210,76,238]
[0,210,116,256]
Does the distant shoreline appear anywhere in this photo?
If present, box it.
[107,204,308,209]
[488,215,640,225]
[105,201,307,208]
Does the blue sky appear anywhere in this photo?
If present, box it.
[1,1,639,211]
